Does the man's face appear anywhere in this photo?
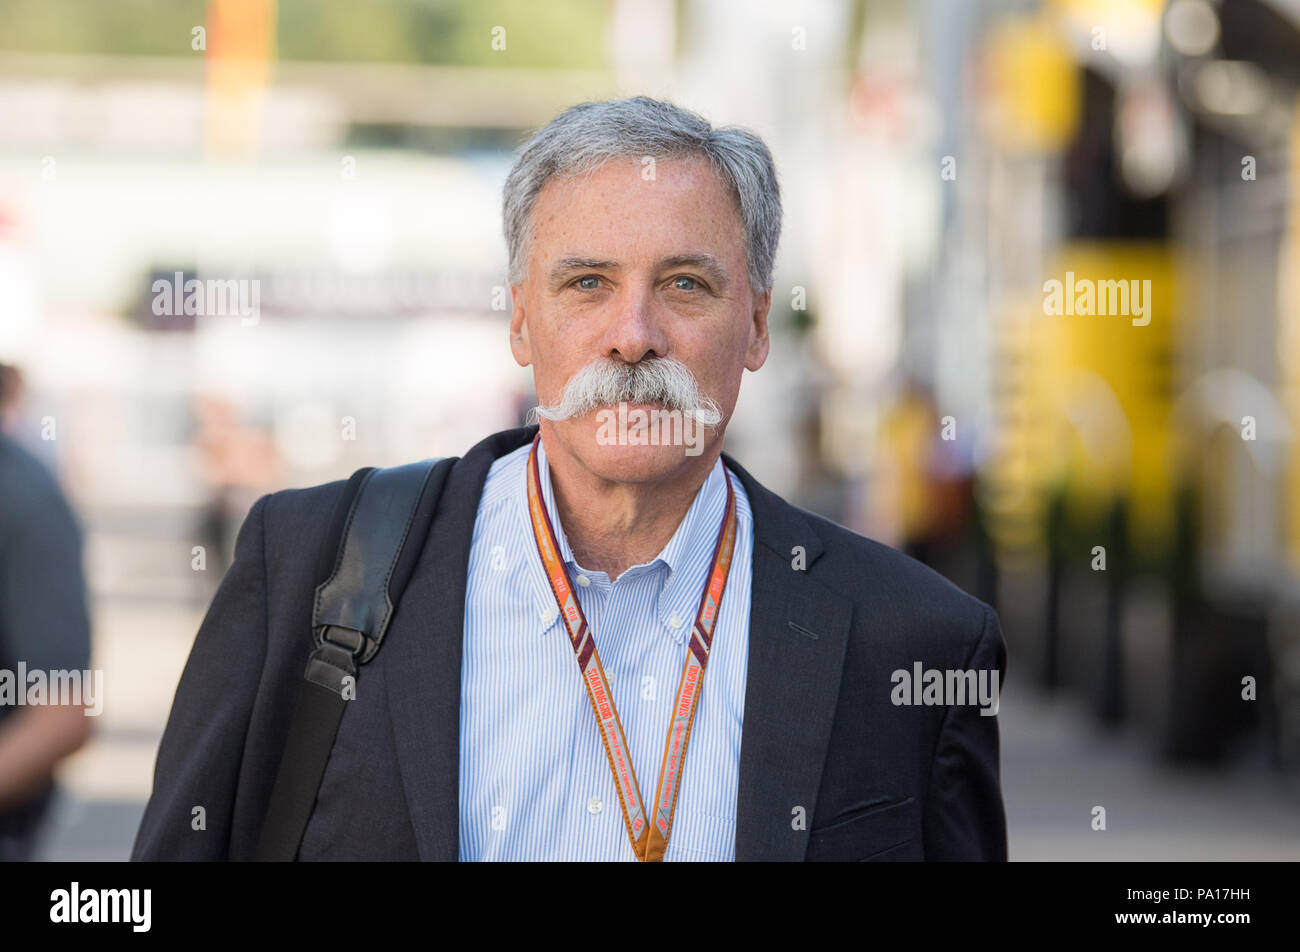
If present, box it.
[509,154,772,484]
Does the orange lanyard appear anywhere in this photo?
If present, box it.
[525,434,738,861]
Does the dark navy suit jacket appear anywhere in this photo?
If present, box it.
[132,425,1008,861]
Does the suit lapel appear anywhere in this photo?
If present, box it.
[724,455,854,861]
[384,426,537,861]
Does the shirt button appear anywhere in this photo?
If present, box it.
[576,574,591,587]
[668,613,683,629]
[587,797,602,815]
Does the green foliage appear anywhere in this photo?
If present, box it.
[0,0,207,56]
[0,0,611,68]
[277,0,610,67]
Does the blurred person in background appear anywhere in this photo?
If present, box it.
[0,364,23,434]
[879,378,993,605]
[0,362,94,861]
[191,394,282,579]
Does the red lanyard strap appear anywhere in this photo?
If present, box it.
[526,434,738,861]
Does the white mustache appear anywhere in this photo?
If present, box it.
[527,356,723,426]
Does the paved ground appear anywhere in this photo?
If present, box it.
[1000,682,1300,860]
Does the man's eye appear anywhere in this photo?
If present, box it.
[574,275,601,290]
[671,276,700,292]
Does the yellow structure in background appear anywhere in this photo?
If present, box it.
[988,244,1180,553]
[205,0,276,159]
[982,12,1079,154]
[877,388,937,545]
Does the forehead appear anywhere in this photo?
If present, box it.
[528,154,745,263]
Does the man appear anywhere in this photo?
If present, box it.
[0,366,95,861]
[133,96,1006,862]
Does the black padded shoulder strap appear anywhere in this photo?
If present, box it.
[310,457,454,683]
[253,455,456,861]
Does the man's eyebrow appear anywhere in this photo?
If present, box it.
[657,253,731,291]
[548,256,620,288]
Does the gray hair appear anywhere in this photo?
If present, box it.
[503,95,782,294]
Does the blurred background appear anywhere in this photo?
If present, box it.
[2,0,1299,860]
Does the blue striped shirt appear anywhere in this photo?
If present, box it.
[458,438,753,861]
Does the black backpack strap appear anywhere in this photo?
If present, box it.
[253,456,456,861]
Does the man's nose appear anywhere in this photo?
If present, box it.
[601,282,669,363]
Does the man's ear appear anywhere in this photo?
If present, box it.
[509,286,532,367]
[744,288,772,372]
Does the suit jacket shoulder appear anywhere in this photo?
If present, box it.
[797,510,1007,860]
[723,455,1006,860]
[802,502,997,669]
[131,476,355,860]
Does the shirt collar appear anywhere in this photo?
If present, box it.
[534,436,576,567]
[523,436,731,644]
